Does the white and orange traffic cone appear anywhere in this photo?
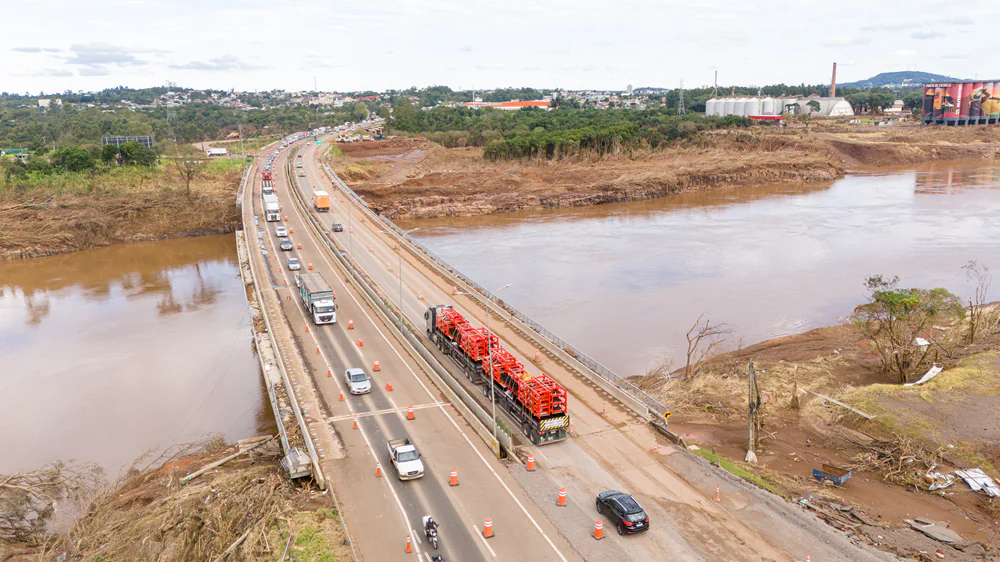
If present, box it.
[375,462,382,478]
[449,468,459,487]
[405,534,412,554]
[385,382,393,391]
[348,318,354,329]
[327,368,332,378]
[593,520,604,540]
[357,339,363,347]
[407,405,415,420]
[353,414,358,430]
[714,485,720,502]
[557,487,567,507]
[526,454,536,471]
[373,359,380,371]
[483,518,494,539]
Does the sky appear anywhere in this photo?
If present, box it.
[3,0,998,95]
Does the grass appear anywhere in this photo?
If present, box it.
[269,509,344,562]
[690,446,783,496]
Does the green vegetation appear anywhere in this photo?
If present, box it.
[689,447,782,496]
[391,86,548,108]
[389,103,753,160]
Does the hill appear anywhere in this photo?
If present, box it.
[839,71,961,90]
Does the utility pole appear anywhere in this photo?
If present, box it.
[745,359,762,463]
[677,79,686,115]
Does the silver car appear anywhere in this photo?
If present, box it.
[287,257,301,271]
[345,368,371,395]
[279,238,293,251]
[275,226,288,237]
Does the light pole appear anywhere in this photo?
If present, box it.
[397,228,419,330]
[347,194,364,257]
[484,283,512,447]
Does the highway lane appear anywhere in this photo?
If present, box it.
[255,142,577,562]
[295,138,894,561]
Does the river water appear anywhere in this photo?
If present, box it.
[0,235,273,474]
[400,160,1000,377]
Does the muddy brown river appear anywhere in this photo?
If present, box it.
[0,235,273,474]
[400,160,1000,377]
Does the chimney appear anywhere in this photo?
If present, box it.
[830,62,837,98]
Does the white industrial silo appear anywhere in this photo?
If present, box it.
[731,98,744,116]
[745,97,760,117]
[761,97,775,115]
[705,98,718,116]
[723,98,735,116]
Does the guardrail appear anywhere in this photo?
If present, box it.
[287,152,515,456]
[320,164,671,422]
[241,163,326,489]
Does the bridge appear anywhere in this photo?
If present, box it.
[237,133,892,561]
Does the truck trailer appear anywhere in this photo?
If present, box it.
[425,305,569,445]
[262,193,281,222]
[313,190,331,212]
[296,272,336,324]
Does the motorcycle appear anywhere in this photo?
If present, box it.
[422,516,439,549]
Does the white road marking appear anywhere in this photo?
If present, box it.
[473,526,497,558]
[295,143,571,562]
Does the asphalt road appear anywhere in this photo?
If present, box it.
[252,142,577,562]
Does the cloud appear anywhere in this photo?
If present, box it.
[943,16,973,25]
[941,54,968,60]
[169,55,266,72]
[475,64,507,71]
[78,67,112,76]
[822,36,870,47]
[893,49,918,57]
[531,47,571,55]
[682,30,747,45]
[12,47,62,53]
[11,68,74,77]
[860,21,918,31]
[64,43,165,69]
[911,31,943,39]
[459,45,473,53]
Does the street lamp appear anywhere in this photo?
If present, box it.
[397,228,419,330]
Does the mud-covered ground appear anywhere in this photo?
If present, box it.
[332,125,1000,220]
[648,306,1000,560]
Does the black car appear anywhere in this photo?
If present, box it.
[332,223,343,232]
[596,491,649,535]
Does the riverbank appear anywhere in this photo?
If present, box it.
[0,440,352,562]
[646,306,1000,560]
[0,163,243,260]
[332,126,1000,219]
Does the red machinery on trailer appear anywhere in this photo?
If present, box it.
[425,305,569,445]
[262,170,272,182]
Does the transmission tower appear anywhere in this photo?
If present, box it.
[677,79,686,115]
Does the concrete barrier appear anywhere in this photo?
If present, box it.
[284,155,514,456]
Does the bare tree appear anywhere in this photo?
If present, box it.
[684,314,730,378]
[1,461,103,544]
[163,141,207,198]
[963,260,992,344]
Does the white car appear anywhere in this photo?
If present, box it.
[287,257,301,271]
[345,368,372,395]
[275,226,288,237]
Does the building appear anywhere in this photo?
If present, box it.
[461,100,552,111]
[922,81,1000,126]
[37,98,62,109]
[705,96,853,118]
[884,100,906,114]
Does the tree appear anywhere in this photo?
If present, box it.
[165,143,206,198]
[962,260,992,344]
[50,146,94,172]
[806,100,821,114]
[101,143,119,163]
[683,314,730,378]
[851,275,963,384]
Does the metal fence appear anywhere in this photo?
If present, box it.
[323,165,670,420]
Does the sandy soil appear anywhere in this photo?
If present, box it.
[332,125,1000,220]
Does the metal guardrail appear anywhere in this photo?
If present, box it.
[322,164,671,421]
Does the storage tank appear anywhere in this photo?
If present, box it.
[761,97,775,116]
[723,98,735,116]
[731,98,744,116]
[745,97,760,117]
[705,98,718,116]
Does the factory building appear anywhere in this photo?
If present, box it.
[705,95,854,118]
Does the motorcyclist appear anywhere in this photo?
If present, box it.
[424,515,440,538]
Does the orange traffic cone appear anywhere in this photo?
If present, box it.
[305,325,309,332]
[534,350,541,362]
[418,291,423,301]
[339,389,344,401]
[385,382,393,391]
[714,485,720,502]
[557,487,567,507]
[407,405,415,420]
[353,414,358,429]
[376,462,382,478]
[373,359,380,371]
[348,319,354,329]
[526,454,536,471]
[452,286,459,295]
[653,443,658,453]
[449,468,459,486]
[315,345,320,355]
[289,228,294,234]
[405,534,412,554]
[483,518,494,539]
[308,263,313,270]
[357,339,363,347]
[593,520,604,540]
[297,242,302,249]
[327,368,332,378]
[284,279,287,286]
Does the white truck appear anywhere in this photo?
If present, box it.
[386,438,424,480]
[263,193,280,222]
[295,271,336,324]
